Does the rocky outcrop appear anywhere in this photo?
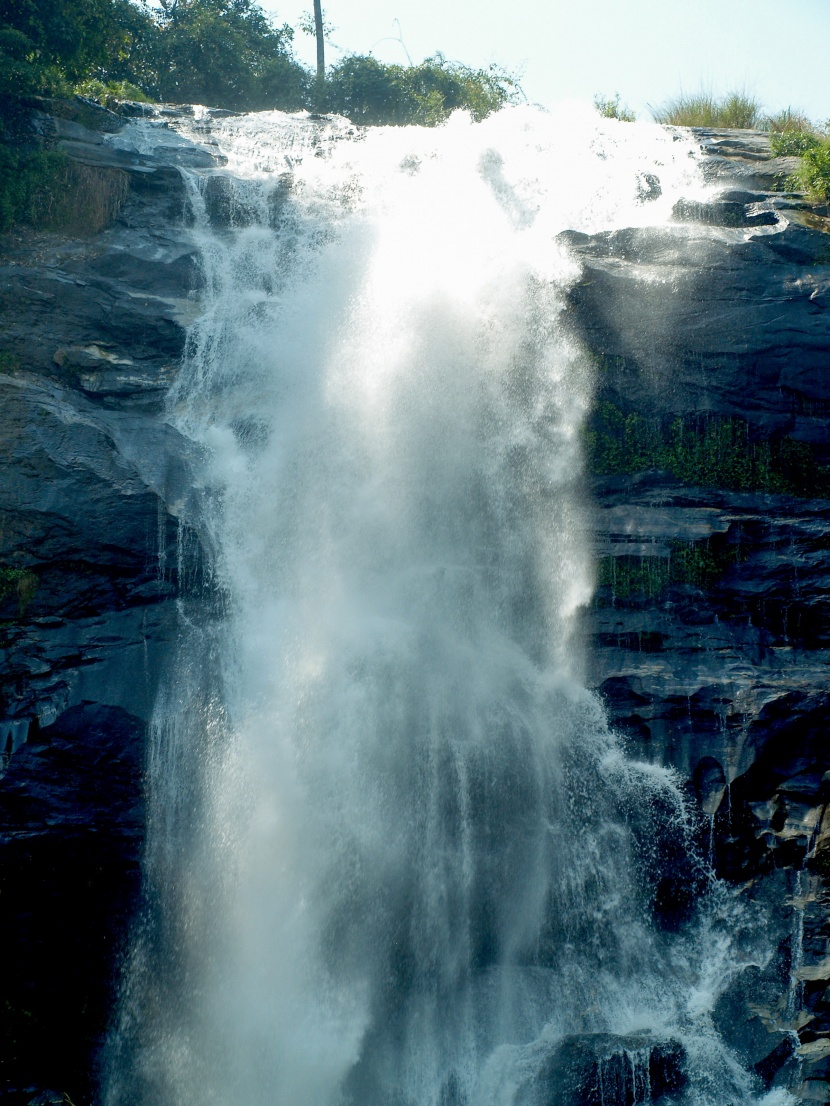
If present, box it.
[0,705,144,1105]
[516,1033,686,1106]
[0,98,212,1104]
[0,100,208,745]
[571,128,830,1099]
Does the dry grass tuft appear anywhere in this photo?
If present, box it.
[33,161,130,234]
[651,89,762,129]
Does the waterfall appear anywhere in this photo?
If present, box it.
[105,105,785,1106]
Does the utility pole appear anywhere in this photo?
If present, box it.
[313,0,325,99]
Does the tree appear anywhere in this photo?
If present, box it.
[150,0,308,110]
[325,53,521,126]
[0,0,144,95]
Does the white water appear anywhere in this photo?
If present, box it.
[106,105,786,1106]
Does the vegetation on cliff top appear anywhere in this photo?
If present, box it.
[0,0,520,122]
[786,138,830,203]
[594,93,636,123]
[0,0,521,232]
[650,90,764,129]
[642,88,830,202]
[648,89,828,141]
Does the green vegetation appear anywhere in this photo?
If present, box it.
[0,567,38,614]
[0,145,128,233]
[770,129,823,157]
[0,0,521,122]
[651,89,762,129]
[0,1,522,233]
[74,77,152,107]
[766,107,815,134]
[647,90,830,202]
[0,0,142,96]
[146,0,309,112]
[767,110,826,160]
[325,54,520,126]
[596,538,743,602]
[787,137,830,203]
[594,93,636,123]
[586,402,830,496]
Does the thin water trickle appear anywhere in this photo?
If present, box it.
[105,105,790,1106]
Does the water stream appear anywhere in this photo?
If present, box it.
[105,105,789,1106]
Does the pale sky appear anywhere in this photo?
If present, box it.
[265,0,830,124]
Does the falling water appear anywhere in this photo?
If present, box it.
[105,105,788,1106]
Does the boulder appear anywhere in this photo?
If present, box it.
[517,1033,686,1106]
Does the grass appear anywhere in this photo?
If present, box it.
[648,90,830,202]
[0,146,129,234]
[765,107,816,134]
[770,130,824,157]
[651,89,762,129]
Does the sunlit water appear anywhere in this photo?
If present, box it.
[104,105,792,1106]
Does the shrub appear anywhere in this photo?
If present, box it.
[770,129,823,157]
[0,0,140,91]
[0,0,521,120]
[325,53,521,126]
[594,93,636,122]
[787,137,830,203]
[651,89,762,129]
[74,77,153,107]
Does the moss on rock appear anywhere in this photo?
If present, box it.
[585,402,830,496]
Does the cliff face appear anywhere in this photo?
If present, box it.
[0,99,209,1104]
[1,106,829,1103]
[571,130,830,1099]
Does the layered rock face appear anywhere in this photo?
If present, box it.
[0,99,211,1104]
[1,106,829,1103]
[572,130,830,1099]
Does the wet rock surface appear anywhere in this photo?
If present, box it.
[0,99,212,1104]
[516,1033,686,1106]
[0,704,144,1105]
[570,126,830,1101]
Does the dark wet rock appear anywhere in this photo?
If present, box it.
[692,128,774,162]
[672,197,778,228]
[635,172,662,203]
[517,1033,686,1106]
[755,1035,799,1088]
[0,98,222,1101]
[713,963,794,1073]
[0,704,145,1104]
[570,127,830,1102]
[201,171,292,229]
